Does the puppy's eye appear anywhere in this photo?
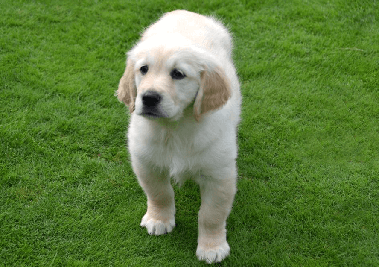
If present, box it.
[140,65,149,75]
[170,69,186,80]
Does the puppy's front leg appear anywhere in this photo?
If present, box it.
[196,171,237,264]
[132,159,175,235]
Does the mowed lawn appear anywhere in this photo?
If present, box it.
[1,0,378,266]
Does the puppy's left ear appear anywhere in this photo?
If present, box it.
[116,58,136,113]
[194,68,231,121]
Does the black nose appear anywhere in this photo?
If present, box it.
[142,91,162,107]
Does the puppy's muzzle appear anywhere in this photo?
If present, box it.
[141,91,165,118]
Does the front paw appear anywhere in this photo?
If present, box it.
[140,213,175,235]
[196,241,230,264]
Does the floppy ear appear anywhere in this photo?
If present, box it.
[116,58,136,113]
[193,68,231,121]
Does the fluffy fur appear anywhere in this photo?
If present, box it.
[116,10,241,264]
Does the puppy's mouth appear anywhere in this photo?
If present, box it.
[140,108,166,119]
[138,91,168,119]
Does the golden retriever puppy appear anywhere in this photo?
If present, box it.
[116,10,241,264]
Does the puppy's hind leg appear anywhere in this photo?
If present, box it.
[133,159,175,235]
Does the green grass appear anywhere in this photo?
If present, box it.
[1,0,378,266]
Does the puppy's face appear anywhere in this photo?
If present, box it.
[117,35,231,121]
[132,46,200,121]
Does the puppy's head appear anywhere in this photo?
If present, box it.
[116,35,231,121]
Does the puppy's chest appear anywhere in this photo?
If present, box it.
[150,131,199,163]
[141,129,205,177]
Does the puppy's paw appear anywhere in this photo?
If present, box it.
[140,213,175,235]
[196,241,230,264]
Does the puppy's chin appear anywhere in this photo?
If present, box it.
[135,103,184,121]
[137,109,184,122]
[140,111,167,119]
[141,113,163,119]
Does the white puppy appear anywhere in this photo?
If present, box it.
[116,10,241,264]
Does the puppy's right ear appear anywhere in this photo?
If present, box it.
[116,58,136,113]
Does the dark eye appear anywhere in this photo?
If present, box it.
[140,65,149,75]
[170,68,186,80]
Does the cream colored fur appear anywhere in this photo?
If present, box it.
[116,10,241,264]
